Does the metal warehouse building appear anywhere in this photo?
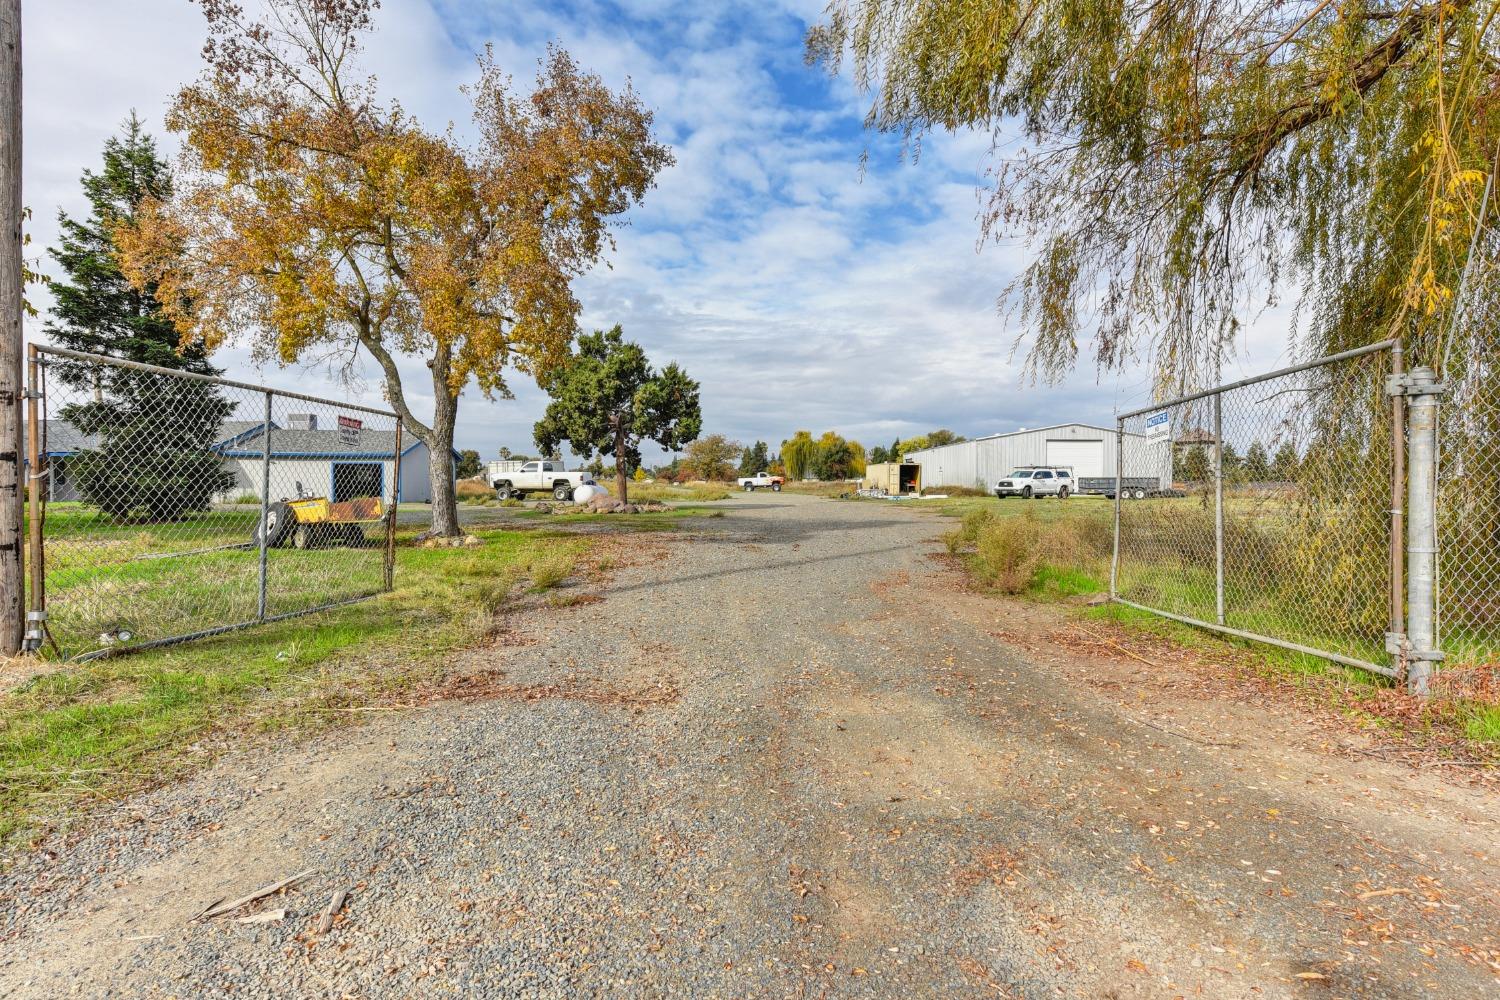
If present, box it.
[904,423,1169,490]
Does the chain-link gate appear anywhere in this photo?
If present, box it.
[24,346,401,660]
[1437,327,1500,669]
[1111,341,1403,677]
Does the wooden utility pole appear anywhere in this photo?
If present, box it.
[0,0,20,656]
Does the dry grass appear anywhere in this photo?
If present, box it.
[526,551,576,590]
[456,478,492,500]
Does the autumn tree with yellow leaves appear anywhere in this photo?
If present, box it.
[118,0,672,535]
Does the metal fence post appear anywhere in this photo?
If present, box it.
[1405,366,1444,695]
[385,420,401,591]
[256,390,272,621]
[1110,421,1122,598]
[1213,392,1225,625]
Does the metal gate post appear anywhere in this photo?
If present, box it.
[1213,392,1225,625]
[256,390,272,621]
[1403,366,1444,695]
[23,343,43,652]
[1110,421,1122,598]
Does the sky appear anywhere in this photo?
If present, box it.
[21,0,1301,466]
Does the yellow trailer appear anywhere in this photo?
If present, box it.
[257,493,385,549]
[861,462,921,494]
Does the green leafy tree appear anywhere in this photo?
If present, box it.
[925,429,966,447]
[46,116,233,520]
[739,441,769,476]
[812,434,855,480]
[534,326,701,503]
[809,3,1498,390]
[868,444,889,465]
[455,449,482,479]
[683,434,742,481]
[782,431,817,480]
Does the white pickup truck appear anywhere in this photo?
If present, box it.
[736,472,784,492]
[487,460,592,501]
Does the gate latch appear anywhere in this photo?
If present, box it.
[1385,372,1447,397]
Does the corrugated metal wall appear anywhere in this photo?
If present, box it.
[905,423,1170,490]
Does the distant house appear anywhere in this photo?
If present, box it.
[214,413,456,504]
[26,412,455,505]
[1174,427,1216,452]
[24,419,100,502]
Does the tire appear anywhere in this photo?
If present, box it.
[1133,488,1146,500]
[494,482,513,501]
[553,482,573,502]
[293,524,312,550]
[255,501,294,548]
[1021,486,1032,499]
[743,483,754,492]
[771,482,781,492]
[1058,486,1069,499]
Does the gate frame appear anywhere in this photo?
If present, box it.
[25,345,403,660]
[1110,338,1410,681]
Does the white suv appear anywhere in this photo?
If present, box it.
[994,467,1073,499]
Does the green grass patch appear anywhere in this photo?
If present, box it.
[0,526,593,851]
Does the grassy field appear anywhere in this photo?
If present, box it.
[918,492,1499,753]
[0,508,699,850]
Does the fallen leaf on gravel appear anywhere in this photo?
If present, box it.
[1295,972,1328,980]
[1125,959,1148,973]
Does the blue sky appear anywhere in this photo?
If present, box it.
[22,0,1298,464]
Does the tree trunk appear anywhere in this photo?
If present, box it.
[421,352,461,537]
[614,418,629,504]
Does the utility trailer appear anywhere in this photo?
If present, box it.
[1077,477,1182,499]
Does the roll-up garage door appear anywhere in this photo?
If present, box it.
[1046,439,1105,478]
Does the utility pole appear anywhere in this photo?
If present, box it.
[0,0,21,657]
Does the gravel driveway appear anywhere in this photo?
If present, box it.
[1,493,1496,998]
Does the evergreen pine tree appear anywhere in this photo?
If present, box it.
[46,116,233,519]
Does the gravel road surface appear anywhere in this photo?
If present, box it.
[1,492,1496,998]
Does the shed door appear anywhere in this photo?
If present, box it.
[333,463,383,502]
[1046,439,1105,478]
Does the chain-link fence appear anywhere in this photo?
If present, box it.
[1112,342,1401,677]
[1437,328,1500,667]
[25,346,400,660]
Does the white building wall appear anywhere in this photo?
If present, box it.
[906,424,1170,489]
[218,455,406,503]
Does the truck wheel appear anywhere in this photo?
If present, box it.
[743,483,754,491]
[1022,486,1033,499]
[293,524,313,550]
[1058,486,1069,499]
[771,482,781,492]
[494,482,512,501]
[1133,488,1146,500]
[553,483,573,501]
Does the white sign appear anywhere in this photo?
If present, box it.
[1145,411,1171,444]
